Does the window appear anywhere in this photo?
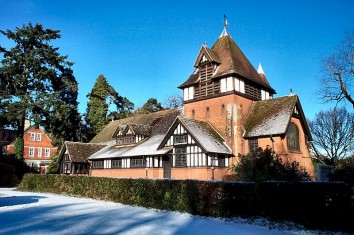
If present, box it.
[29,147,35,157]
[174,134,187,144]
[92,160,104,169]
[221,104,225,116]
[287,122,300,151]
[37,148,42,158]
[112,159,122,168]
[206,107,210,119]
[131,157,145,168]
[36,133,42,141]
[192,110,195,119]
[249,139,258,154]
[116,136,136,145]
[217,157,225,167]
[30,133,35,141]
[45,148,50,157]
[175,147,187,167]
[64,154,70,161]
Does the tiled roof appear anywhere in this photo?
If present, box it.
[179,33,275,92]
[64,141,106,162]
[90,109,178,144]
[243,95,298,138]
[176,117,232,155]
[211,35,272,89]
[88,109,178,159]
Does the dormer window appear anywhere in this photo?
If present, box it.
[114,123,151,146]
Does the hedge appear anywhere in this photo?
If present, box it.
[18,174,353,232]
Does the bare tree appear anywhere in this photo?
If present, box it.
[320,31,353,108]
[163,94,183,109]
[309,107,354,165]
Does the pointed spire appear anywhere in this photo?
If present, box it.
[219,15,231,38]
[257,63,265,74]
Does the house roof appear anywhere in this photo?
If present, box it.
[61,141,106,163]
[159,117,232,155]
[90,109,178,144]
[89,135,172,159]
[179,29,275,93]
[88,109,178,159]
[0,129,16,145]
[243,95,311,139]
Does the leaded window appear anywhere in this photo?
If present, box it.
[131,157,145,168]
[174,134,187,144]
[175,147,187,167]
[112,159,122,168]
[287,122,300,151]
[92,160,104,169]
[249,139,258,154]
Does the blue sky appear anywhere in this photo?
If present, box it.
[1,0,353,119]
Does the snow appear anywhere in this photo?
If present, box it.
[0,188,327,235]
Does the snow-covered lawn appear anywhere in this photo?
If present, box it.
[0,188,323,234]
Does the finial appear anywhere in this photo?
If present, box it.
[203,41,207,47]
[290,88,293,96]
[257,63,265,74]
[219,15,230,38]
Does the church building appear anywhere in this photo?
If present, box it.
[68,20,314,180]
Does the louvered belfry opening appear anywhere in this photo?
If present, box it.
[194,63,220,99]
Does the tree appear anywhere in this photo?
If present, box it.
[163,94,183,109]
[309,107,354,165]
[86,74,134,136]
[135,98,164,114]
[0,23,80,148]
[320,31,354,108]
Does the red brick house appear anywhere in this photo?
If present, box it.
[6,126,58,173]
[83,22,314,180]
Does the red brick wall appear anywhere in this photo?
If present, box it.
[6,127,58,160]
[91,167,228,181]
[184,93,253,164]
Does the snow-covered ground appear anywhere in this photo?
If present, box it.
[0,188,329,234]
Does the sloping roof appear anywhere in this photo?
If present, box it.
[90,109,178,144]
[159,117,232,155]
[88,109,178,159]
[179,31,275,93]
[63,141,106,162]
[193,46,221,67]
[178,118,232,154]
[243,95,298,138]
[0,129,16,145]
[211,35,272,89]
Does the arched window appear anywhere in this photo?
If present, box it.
[287,122,300,151]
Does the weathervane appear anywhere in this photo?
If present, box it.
[224,14,228,27]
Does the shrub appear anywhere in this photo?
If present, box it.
[234,148,312,182]
[17,174,353,232]
[330,156,354,186]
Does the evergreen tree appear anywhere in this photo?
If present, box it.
[86,74,134,136]
[135,98,164,114]
[0,23,80,148]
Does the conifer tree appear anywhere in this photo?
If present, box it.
[0,23,80,149]
[86,74,134,136]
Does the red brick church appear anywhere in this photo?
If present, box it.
[59,20,314,180]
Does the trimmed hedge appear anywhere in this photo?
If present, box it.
[18,174,353,232]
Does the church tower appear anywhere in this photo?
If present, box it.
[178,18,275,157]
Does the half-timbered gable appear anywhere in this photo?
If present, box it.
[159,117,232,169]
[113,123,152,146]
